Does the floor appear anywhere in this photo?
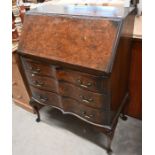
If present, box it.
[12,104,142,155]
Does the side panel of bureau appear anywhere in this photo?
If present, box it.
[127,38,142,119]
[109,10,135,122]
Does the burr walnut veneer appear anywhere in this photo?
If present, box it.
[17,4,135,154]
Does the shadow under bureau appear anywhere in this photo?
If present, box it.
[16,4,135,154]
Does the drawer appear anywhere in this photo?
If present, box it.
[59,82,106,109]
[21,57,56,77]
[25,72,59,93]
[62,97,105,124]
[30,87,106,124]
[30,86,61,107]
[57,69,105,93]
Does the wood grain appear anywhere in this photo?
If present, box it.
[18,14,119,72]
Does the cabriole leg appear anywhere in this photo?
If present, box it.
[94,125,115,154]
[33,106,41,122]
[104,128,115,155]
[120,93,129,121]
[29,99,41,122]
[107,136,112,155]
[107,137,112,154]
[120,105,128,121]
[106,133,113,155]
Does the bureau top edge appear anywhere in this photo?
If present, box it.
[26,4,135,19]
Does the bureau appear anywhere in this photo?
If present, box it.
[16,4,135,154]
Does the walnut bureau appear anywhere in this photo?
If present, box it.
[16,4,135,154]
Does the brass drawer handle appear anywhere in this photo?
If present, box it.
[84,115,93,119]
[33,80,44,87]
[77,79,92,88]
[80,95,93,104]
[38,95,48,103]
[82,111,94,119]
[29,66,41,73]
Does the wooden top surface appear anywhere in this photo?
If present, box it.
[27,3,134,19]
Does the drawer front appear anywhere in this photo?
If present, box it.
[25,72,59,93]
[30,86,61,107]
[22,57,56,77]
[62,98,105,124]
[57,69,104,93]
[30,86,105,124]
[59,82,105,109]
